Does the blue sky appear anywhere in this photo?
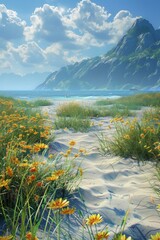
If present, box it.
[0,0,159,75]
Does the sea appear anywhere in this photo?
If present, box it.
[0,89,157,101]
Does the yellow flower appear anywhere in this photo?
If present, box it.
[86,214,103,226]
[120,235,132,240]
[79,148,86,154]
[48,154,54,159]
[66,149,71,155]
[74,153,80,158]
[78,167,83,176]
[45,175,59,181]
[140,133,145,139]
[63,152,69,158]
[157,204,160,211]
[69,140,76,147]
[123,134,130,140]
[149,232,160,240]
[53,169,65,177]
[19,162,31,168]
[61,207,75,215]
[95,230,109,240]
[0,179,10,190]
[47,198,69,210]
[0,235,13,240]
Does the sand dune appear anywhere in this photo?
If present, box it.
[42,100,160,239]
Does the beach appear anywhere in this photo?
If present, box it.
[40,99,160,239]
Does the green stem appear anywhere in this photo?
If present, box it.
[56,210,61,240]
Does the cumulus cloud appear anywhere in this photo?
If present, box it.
[0,4,25,42]
[12,42,45,65]
[67,1,137,44]
[108,10,138,44]
[25,4,67,43]
[24,1,138,50]
[0,1,139,74]
[67,0,111,33]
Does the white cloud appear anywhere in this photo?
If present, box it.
[67,1,138,45]
[25,4,67,43]
[114,10,132,20]
[0,4,25,42]
[0,1,139,75]
[109,10,138,44]
[67,0,111,30]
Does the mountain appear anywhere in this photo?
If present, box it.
[37,18,160,90]
[0,72,50,90]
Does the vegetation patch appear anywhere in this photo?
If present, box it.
[96,92,160,110]
[98,108,160,162]
[54,117,91,132]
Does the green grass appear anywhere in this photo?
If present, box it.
[30,99,53,107]
[54,117,91,132]
[0,97,160,239]
[103,104,133,117]
[55,102,132,132]
[0,97,53,160]
[55,102,100,132]
[96,92,160,110]
[98,108,160,162]
[0,96,53,109]
[56,101,101,118]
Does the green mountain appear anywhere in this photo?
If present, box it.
[37,18,160,90]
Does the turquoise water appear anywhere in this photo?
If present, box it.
[0,90,154,100]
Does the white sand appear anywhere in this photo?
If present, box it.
[41,99,160,239]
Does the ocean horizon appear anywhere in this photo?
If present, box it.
[0,89,157,101]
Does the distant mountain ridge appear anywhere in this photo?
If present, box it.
[37,18,160,90]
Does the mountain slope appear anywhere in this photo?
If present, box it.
[37,18,160,90]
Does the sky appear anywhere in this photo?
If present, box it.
[0,0,160,76]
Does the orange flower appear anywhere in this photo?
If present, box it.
[27,175,36,185]
[6,167,13,177]
[34,195,40,202]
[61,207,75,215]
[95,230,109,240]
[47,198,69,210]
[26,232,38,240]
[69,140,76,147]
[30,167,37,173]
[36,181,43,187]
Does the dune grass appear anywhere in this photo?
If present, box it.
[30,99,53,107]
[102,104,133,117]
[56,102,101,118]
[0,96,160,239]
[54,117,91,132]
[55,101,132,132]
[98,108,160,162]
[0,96,84,239]
[96,92,160,110]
